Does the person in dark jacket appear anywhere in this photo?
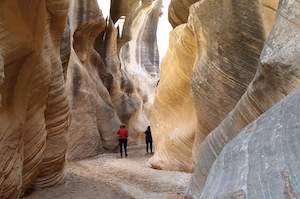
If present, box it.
[144,126,153,154]
[117,124,128,157]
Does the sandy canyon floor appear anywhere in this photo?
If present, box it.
[25,145,191,199]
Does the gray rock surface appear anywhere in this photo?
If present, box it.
[198,84,300,199]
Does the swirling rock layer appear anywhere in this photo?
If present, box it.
[190,0,266,153]
[150,0,276,173]
[149,24,197,172]
[0,0,69,197]
[66,0,121,160]
[97,18,148,145]
[66,0,162,158]
[189,0,300,195]
[119,0,161,139]
[198,77,300,198]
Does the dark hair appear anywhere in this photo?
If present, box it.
[120,124,126,128]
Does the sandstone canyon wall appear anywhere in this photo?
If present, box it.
[195,5,300,193]
[197,86,300,198]
[3,0,300,198]
[98,18,149,145]
[190,0,267,158]
[66,0,121,160]
[189,0,300,196]
[66,0,162,159]
[0,0,70,198]
[150,0,270,172]
[149,24,197,172]
[194,81,300,199]
[0,0,163,196]
[119,0,161,140]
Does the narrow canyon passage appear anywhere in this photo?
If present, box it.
[2,0,300,199]
[25,145,190,199]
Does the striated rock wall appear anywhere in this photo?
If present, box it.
[190,0,266,157]
[149,24,197,172]
[150,0,279,173]
[66,0,121,160]
[119,0,161,139]
[0,0,70,198]
[189,0,300,196]
[66,0,162,158]
[198,72,300,197]
[99,19,148,145]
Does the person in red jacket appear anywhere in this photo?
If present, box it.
[117,124,128,157]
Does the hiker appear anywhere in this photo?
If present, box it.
[117,124,128,158]
[144,126,153,154]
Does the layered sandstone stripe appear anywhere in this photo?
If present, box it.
[66,0,120,160]
[149,24,197,172]
[190,0,266,156]
[119,0,162,138]
[0,0,69,197]
[198,66,300,197]
[149,0,275,173]
[189,0,300,196]
[101,20,144,139]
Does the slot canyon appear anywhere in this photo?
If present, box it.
[1,0,300,198]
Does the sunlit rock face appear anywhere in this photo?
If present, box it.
[149,24,197,172]
[119,0,161,138]
[168,0,198,27]
[66,0,121,160]
[0,0,69,197]
[150,0,277,173]
[189,0,300,196]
